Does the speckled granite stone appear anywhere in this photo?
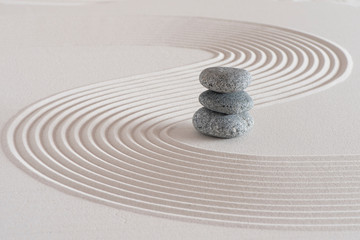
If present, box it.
[199,90,253,114]
[192,107,254,138]
[199,67,251,93]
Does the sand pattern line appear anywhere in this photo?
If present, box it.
[2,16,355,229]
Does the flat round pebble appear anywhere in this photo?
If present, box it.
[199,67,251,93]
[199,90,253,114]
[192,107,254,138]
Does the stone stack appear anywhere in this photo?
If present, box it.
[192,67,254,138]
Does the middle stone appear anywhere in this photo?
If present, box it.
[199,90,253,115]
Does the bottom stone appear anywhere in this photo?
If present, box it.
[192,107,254,139]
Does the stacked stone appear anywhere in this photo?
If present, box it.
[192,67,254,138]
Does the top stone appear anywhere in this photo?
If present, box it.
[199,67,251,93]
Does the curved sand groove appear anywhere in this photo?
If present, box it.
[2,16,356,229]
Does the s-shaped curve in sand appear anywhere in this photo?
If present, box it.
[2,16,355,230]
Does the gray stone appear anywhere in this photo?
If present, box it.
[199,67,251,93]
[199,90,253,114]
[192,107,254,138]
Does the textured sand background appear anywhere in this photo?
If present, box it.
[1,0,360,239]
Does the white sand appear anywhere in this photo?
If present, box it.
[1,0,360,239]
